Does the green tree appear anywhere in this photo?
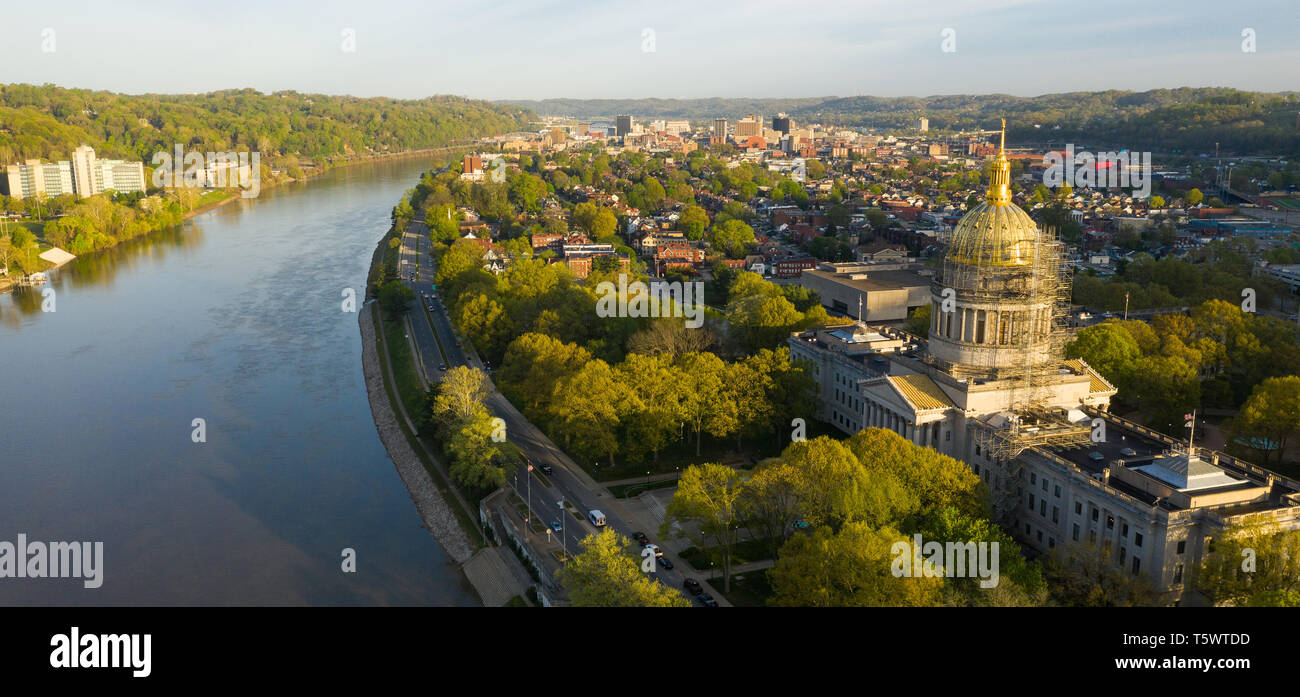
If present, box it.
[548,359,629,465]
[378,280,414,317]
[846,428,984,518]
[660,463,746,593]
[709,219,756,259]
[768,522,944,607]
[558,529,691,607]
[677,205,709,240]
[1225,376,1300,465]
[1196,524,1300,605]
[1043,541,1161,607]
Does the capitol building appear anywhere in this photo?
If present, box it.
[790,124,1300,603]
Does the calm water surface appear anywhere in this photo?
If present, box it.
[0,159,477,605]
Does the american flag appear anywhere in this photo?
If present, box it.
[527,464,533,472]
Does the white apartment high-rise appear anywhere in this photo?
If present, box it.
[3,145,145,200]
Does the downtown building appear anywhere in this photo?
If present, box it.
[3,145,146,200]
[790,130,1300,602]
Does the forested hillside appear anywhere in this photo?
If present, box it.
[0,84,535,167]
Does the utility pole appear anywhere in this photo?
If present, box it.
[1124,291,1130,321]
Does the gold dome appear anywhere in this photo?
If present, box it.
[946,119,1040,267]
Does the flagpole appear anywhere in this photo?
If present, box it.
[1188,409,1196,456]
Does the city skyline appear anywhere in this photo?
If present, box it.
[1,0,1297,101]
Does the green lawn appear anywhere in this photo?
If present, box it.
[706,570,774,607]
[608,479,678,498]
[679,537,778,569]
[371,306,484,550]
[382,313,426,419]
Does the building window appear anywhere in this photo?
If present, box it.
[1089,530,1097,543]
[1173,564,1183,584]
[1030,473,1037,485]
[1039,500,1046,517]
[1121,522,1129,538]
[1090,507,1099,522]
[1054,485,1061,498]
[1052,507,1059,523]
[1041,479,1048,492]
[1049,537,1055,548]
[1075,502,1082,516]
[1176,540,1185,555]
[1106,515,1114,530]
[1132,558,1141,575]
[1119,547,1127,564]
[1134,533,1143,548]
[1072,524,1080,542]
[1029,494,1035,509]
[1036,530,1043,543]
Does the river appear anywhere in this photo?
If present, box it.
[0,158,478,606]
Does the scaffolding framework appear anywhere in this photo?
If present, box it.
[936,225,1088,516]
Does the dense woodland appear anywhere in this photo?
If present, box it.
[0,84,533,168]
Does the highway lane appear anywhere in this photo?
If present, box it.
[400,225,697,598]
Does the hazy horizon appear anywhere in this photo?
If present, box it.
[1,0,1297,101]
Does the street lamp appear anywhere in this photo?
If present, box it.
[557,499,567,562]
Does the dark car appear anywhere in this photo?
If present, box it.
[632,532,649,545]
[699,593,718,607]
[658,557,674,570]
[439,364,447,371]
[539,463,554,475]
[683,578,703,596]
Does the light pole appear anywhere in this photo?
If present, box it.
[557,499,567,562]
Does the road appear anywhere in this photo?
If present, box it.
[395,218,705,602]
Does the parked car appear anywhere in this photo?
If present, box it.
[539,463,554,475]
[683,578,703,595]
[644,544,663,558]
[632,532,649,545]
[1088,451,1105,461]
[1119,447,1137,457]
[439,364,447,371]
[699,593,718,607]
[658,557,674,570]
[549,520,562,533]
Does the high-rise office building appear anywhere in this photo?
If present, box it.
[772,113,792,134]
[713,118,729,138]
[918,116,930,132]
[736,114,762,138]
[615,115,633,137]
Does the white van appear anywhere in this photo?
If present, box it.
[588,510,606,527]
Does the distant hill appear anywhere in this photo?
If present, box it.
[501,88,1300,157]
[0,84,536,166]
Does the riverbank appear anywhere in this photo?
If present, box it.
[359,302,475,565]
[2,143,473,294]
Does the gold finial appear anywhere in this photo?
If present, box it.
[986,118,1011,205]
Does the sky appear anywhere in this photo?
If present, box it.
[1,0,1298,101]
